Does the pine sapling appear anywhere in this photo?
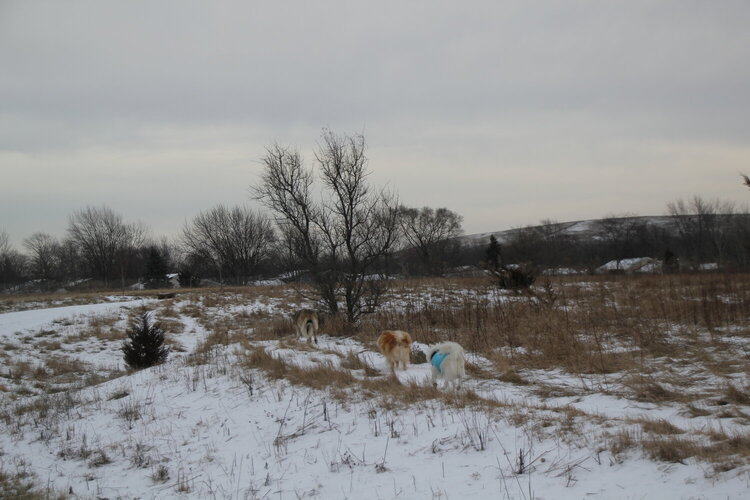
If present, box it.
[122,312,169,369]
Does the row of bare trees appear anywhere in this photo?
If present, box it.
[1,131,466,312]
[667,196,750,268]
[181,205,276,286]
[1,208,159,291]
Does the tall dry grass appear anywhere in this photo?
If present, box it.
[334,273,750,377]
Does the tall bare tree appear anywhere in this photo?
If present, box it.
[67,205,145,287]
[398,206,463,275]
[23,232,62,283]
[254,130,399,324]
[595,213,643,266]
[181,205,275,285]
[56,238,84,283]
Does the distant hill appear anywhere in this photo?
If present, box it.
[462,215,681,245]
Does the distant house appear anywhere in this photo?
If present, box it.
[542,267,583,276]
[697,263,719,272]
[595,257,662,274]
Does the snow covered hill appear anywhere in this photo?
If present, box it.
[462,215,679,245]
[0,286,748,499]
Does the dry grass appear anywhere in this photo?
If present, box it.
[722,384,750,405]
[252,315,294,341]
[607,429,636,460]
[339,350,380,377]
[239,342,501,415]
[628,422,750,470]
[639,418,685,435]
[623,375,686,403]
[189,327,241,364]
[337,274,750,398]
[14,273,749,383]
[0,465,67,500]
[240,345,356,391]
[642,437,697,463]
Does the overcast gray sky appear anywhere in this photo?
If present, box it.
[2,0,749,248]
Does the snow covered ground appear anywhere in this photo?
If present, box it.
[1,290,749,499]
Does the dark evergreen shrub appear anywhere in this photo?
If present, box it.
[122,312,169,369]
[663,249,680,274]
[493,264,537,290]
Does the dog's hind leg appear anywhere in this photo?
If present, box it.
[304,319,319,344]
[311,317,319,344]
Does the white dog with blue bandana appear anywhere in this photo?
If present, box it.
[427,341,466,391]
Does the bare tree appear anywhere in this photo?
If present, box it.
[254,129,399,324]
[23,232,62,283]
[0,230,10,256]
[0,230,27,290]
[398,206,463,275]
[56,238,85,284]
[116,221,147,289]
[667,196,737,267]
[67,206,145,287]
[181,205,275,285]
[594,213,642,266]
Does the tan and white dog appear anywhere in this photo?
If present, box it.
[293,309,319,344]
[377,330,413,373]
[427,341,466,391]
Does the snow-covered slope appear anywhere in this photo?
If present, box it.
[0,295,748,499]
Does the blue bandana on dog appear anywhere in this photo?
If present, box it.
[431,352,448,374]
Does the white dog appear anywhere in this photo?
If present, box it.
[427,341,466,391]
[293,309,319,344]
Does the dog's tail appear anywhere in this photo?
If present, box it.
[305,320,317,342]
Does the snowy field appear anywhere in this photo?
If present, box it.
[0,282,749,499]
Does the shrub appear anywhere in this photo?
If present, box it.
[410,346,427,364]
[122,312,170,369]
[489,263,537,290]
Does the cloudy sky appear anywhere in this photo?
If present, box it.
[2,1,749,248]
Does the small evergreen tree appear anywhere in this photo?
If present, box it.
[122,312,169,369]
[485,235,502,271]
